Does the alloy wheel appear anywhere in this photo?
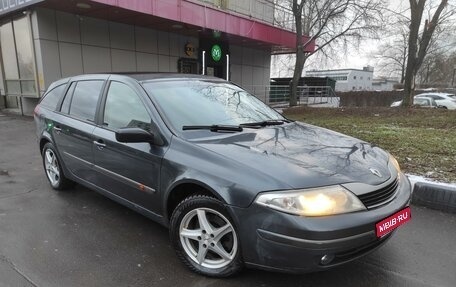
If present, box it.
[44,149,60,186]
[179,207,238,269]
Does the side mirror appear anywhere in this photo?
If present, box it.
[115,128,155,143]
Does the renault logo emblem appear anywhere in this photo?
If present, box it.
[369,168,382,178]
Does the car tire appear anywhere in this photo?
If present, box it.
[170,194,243,277]
[42,142,74,190]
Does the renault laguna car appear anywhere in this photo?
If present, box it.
[34,73,411,277]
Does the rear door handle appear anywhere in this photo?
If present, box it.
[53,126,62,132]
[93,140,106,149]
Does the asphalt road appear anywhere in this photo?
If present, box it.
[1,112,455,287]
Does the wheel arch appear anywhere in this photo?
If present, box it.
[39,133,53,153]
[165,179,226,223]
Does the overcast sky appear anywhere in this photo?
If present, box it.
[270,0,435,78]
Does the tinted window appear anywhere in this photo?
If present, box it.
[40,84,66,110]
[69,80,104,121]
[60,82,76,113]
[103,82,151,131]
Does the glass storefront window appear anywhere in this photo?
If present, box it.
[0,15,38,110]
[0,21,19,79]
[6,80,20,95]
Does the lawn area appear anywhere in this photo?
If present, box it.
[283,107,456,183]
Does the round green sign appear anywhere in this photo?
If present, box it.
[211,44,222,62]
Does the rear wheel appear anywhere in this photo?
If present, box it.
[42,142,73,190]
[170,195,243,277]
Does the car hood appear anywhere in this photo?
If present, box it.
[190,122,391,190]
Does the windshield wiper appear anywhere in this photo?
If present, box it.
[240,119,288,127]
[182,125,243,132]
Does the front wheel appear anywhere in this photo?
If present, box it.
[170,195,243,277]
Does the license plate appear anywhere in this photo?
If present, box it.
[376,207,411,238]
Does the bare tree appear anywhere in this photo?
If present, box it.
[288,0,383,106]
[373,17,453,84]
[417,50,456,86]
[402,0,454,106]
[372,21,409,83]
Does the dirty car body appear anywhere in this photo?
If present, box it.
[34,73,412,276]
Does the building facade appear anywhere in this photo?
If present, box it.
[306,67,374,92]
[0,0,314,115]
[372,78,399,91]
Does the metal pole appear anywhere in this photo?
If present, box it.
[452,68,456,87]
[202,51,206,75]
[226,54,229,81]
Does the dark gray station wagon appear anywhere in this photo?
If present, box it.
[34,73,412,277]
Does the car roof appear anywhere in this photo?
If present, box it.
[117,72,224,82]
[417,92,454,97]
[47,73,229,93]
[66,72,226,83]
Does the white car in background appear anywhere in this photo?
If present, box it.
[390,93,456,109]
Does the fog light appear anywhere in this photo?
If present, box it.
[320,254,335,265]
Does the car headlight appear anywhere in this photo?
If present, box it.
[389,155,401,173]
[255,186,366,217]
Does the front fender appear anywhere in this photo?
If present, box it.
[159,136,292,212]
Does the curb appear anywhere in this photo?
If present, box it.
[412,181,456,214]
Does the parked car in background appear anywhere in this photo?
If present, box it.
[391,93,456,109]
[35,73,412,277]
[391,96,439,108]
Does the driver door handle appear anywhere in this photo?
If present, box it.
[93,140,106,149]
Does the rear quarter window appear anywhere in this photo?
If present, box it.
[39,84,66,110]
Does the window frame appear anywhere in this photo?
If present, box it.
[98,80,153,133]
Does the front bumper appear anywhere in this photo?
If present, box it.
[228,172,412,273]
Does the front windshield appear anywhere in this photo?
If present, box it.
[142,80,285,131]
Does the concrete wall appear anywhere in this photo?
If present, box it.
[340,70,373,92]
[229,45,271,102]
[306,70,373,92]
[31,8,200,93]
[197,0,274,24]
[372,80,398,91]
[0,62,4,108]
[17,7,272,114]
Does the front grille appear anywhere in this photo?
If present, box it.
[358,177,399,209]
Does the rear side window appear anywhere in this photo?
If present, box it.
[40,84,66,110]
[68,80,104,121]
